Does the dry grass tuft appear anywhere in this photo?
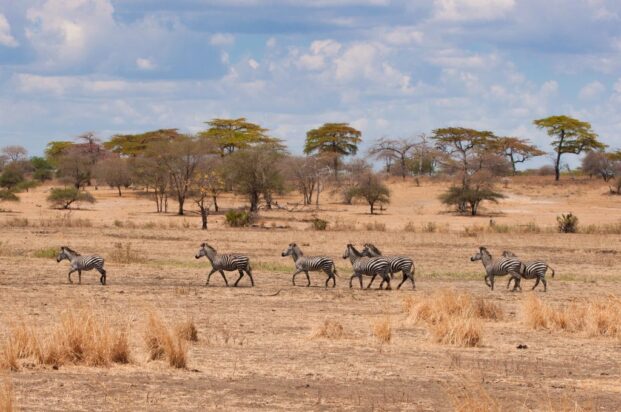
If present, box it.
[144,313,188,368]
[371,318,392,344]
[0,377,15,412]
[447,377,500,412]
[405,289,501,347]
[175,319,199,342]
[311,319,345,339]
[523,294,621,338]
[1,309,130,370]
[109,242,145,264]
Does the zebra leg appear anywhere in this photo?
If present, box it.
[397,272,407,289]
[304,271,311,287]
[541,277,547,292]
[233,270,244,287]
[506,277,513,290]
[383,271,391,290]
[78,270,82,285]
[510,273,522,292]
[97,268,107,285]
[246,267,255,287]
[366,274,377,289]
[67,269,75,284]
[291,270,302,286]
[490,275,495,291]
[206,269,217,285]
[219,270,230,287]
[484,275,491,288]
[531,277,540,291]
[410,268,416,290]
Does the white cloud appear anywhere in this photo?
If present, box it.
[380,26,424,46]
[579,81,605,99]
[136,58,156,70]
[298,54,325,71]
[0,14,18,47]
[209,33,235,46]
[266,37,277,48]
[540,80,558,96]
[310,39,342,57]
[614,78,621,93]
[297,39,341,71]
[433,0,515,21]
[248,58,259,69]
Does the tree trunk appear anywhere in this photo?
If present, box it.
[333,156,339,181]
[117,186,122,197]
[177,196,185,215]
[555,130,564,181]
[212,195,219,212]
[370,202,374,214]
[250,191,259,212]
[200,206,208,230]
[401,156,407,180]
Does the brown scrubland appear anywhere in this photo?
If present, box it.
[1,176,620,410]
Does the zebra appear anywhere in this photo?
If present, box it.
[195,243,255,287]
[342,244,391,290]
[470,246,522,291]
[281,242,338,288]
[502,251,555,292]
[361,243,416,290]
[56,246,106,285]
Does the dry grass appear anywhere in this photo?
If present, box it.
[144,313,188,368]
[371,317,392,344]
[109,242,145,264]
[405,289,502,347]
[0,377,14,412]
[175,319,199,342]
[447,377,500,412]
[1,309,130,370]
[523,294,621,338]
[311,318,345,339]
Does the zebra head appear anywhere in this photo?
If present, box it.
[361,243,381,257]
[502,250,517,258]
[470,246,491,262]
[195,243,215,259]
[57,246,76,263]
[281,242,297,257]
[343,244,361,260]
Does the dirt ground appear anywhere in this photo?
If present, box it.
[1,178,620,411]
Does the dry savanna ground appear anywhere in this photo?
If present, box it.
[1,176,620,411]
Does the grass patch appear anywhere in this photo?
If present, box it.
[364,221,386,231]
[0,377,15,412]
[371,317,392,344]
[109,242,145,264]
[311,318,345,339]
[175,319,199,342]
[33,247,58,259]
[144,313,188,369]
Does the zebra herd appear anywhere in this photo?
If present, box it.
[55,244,554,291]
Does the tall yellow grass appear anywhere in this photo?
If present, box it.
[144,313,188,369]
[447,377,500,412]
[523,294,621,338]
[404,289,503,347]
[311,318,345,339]
[371,318,392,344]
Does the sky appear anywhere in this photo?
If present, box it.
[0,0,620,168]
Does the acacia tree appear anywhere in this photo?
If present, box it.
[56,147,93,189]
[191,159,223,230]
[1,146,27,163]
[349,172,390,214]
[199,118,278,157]
[130,156,169,213]
[104,129,185,157]
[581,151,618,181]
[496,137,545,175]
[368,137,417,179]
[304,123,362,180]
[94,157,132,196]
[533,115,606,181]
[285,156,327,206]
[432,127,507,215]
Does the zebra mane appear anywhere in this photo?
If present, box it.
[202,243,217,253]
[347,243,362,256]
[365,243,382,256]
[502,250,517,258]
[62,246,81,256]
[479,246,491,258]
[290,243,303,256]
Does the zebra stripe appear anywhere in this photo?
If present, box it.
[342,244,391,290]
[361,243,415,289]
[470,247,522,291]
[56,246,106,285]
[281,243,337,287]
[502,251,555,292]
[195,243,255,287]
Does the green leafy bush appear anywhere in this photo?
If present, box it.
[311,218,328,231]
[47,187,96,209]
[225,210,252,227]
[557,213,578,233]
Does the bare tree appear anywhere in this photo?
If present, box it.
[581,151,618,181]
[349,171,391,214]
[94,157,132,196]
[1,146,28,163]
[130,157,169,213]
[285,156,328,206]
[368,137,417,179]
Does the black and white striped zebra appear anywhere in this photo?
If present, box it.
[281,242,338,288]
[56,246,106,285]
[502,251,555,292]
[195,243,255,287]
[342,244,391,290]
[361,243,416,290]
[470,246,522,291]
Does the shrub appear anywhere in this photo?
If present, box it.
[0,190,19,202]
[47,187,96,209]
[365,221,386,231]
[109,242,143,264]
[310,217,328,231]
[421,222,437,233]
[33,247,58,259]
[311,319,345,339]
[557,213,578,233]
[403,221,416,232]
[175,319,199,342]
[225,210,252,227]
[144,313,188,369]
[439,186,505,216]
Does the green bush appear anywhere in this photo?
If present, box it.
[557,213,578,233]
[225,210,252,227]
[34,247,58,259]
[311,218,328,231]
[47,187,96,209]
[0,189,19,202]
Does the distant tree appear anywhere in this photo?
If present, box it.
[224,145,285,212]
[1,146,27,163]
[190,160,224,230]
[348,172,390,214]
[56,147,93,189]
[496,137,546,175]
[0,189,19,202]
[304,123,362,180]
[368,137,418,179]
[581,151,617,182]
[440,185,505,216]
[199,118,278,157]
[533,115,606,181]
[340,159,373,204]
[130,157,169,213]
[47,187,96,209]
[104,129,185,157]
[30,157,54,181]
[44,141,74,165]
[94,158,133,196]
[0,168,25,190]
[285,156,328,206]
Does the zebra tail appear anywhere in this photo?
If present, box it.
[549,266,555,277]
[333,263,339,277]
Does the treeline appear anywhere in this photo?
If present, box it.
[0,115,618,221]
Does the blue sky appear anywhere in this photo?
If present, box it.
[0,0,620,167]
